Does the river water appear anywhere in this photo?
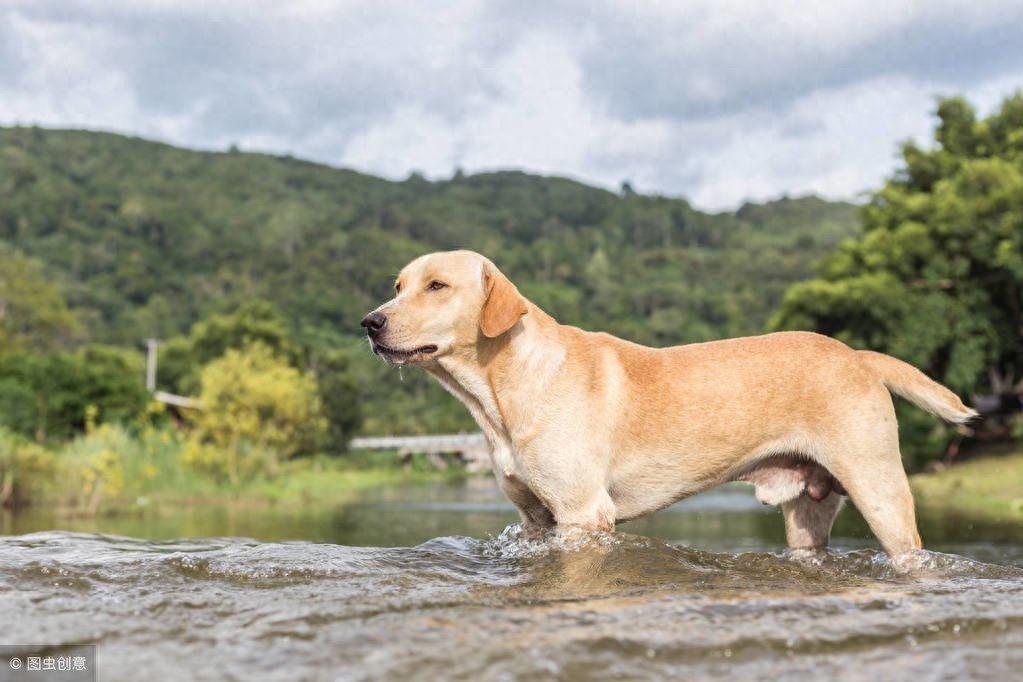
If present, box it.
[2,480,1022,681]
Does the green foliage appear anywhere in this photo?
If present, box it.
[188,300,305,368]
[0,427,56,508]
[4,420,465,512]
[0,345,148,442]
[772,92,1023,397]
[155,300,360,447]
[116,414,204,496]
[34,420,217,512]
[0,252,148,442]
[0,126,859,436]
[311,348,362,451]
[183,344,327,484]
[157,300,300,395]
[54,421,204,513]
[0,246,79,352]
[75,345,152,424]
[59,423,127,514]
[156,336,199,396]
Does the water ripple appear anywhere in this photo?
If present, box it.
[2,528,1022,681]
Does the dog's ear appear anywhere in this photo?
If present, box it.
[480,262,528,338]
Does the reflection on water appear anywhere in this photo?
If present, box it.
[2,478,1023,681]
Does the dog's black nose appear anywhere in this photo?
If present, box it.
[361,311,387,334]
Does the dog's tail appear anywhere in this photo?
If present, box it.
[857,350,978,424]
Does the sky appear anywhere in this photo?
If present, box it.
[1,0,1022,211]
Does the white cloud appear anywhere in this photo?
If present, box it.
[1,0,1022,210]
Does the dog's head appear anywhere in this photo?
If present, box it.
[361,250,528,366]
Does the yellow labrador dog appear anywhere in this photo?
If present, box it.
[361,250,976,557]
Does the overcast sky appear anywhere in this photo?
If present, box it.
[2,1,1022,210]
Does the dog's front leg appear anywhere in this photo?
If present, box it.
[548,490,617,533]
[496,472,555,538]
[523,444,617,533]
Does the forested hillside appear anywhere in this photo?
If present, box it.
[0,127,859,434]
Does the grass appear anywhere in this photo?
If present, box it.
[239,455,470,506]
[911,450,1023,521]
[2,423,470,517]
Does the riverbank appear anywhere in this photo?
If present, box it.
[0,423,470,517]
[911,450,1023,521]
[91,463,471,516]
[0,464,475,544]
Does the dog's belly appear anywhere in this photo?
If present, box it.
[606,452,846,522]
[608,468,715,522]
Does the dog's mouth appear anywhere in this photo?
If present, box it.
[370,341,439,363]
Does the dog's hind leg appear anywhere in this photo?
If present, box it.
[782,491,844,550]
[826,406,923,557]
[834,461,921,557]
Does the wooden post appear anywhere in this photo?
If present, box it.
[146,338,160,392]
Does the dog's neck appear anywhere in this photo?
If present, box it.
[426,303,564,476]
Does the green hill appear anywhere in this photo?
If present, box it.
[0,126,861,434]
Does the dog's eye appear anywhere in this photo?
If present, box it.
[427,281,448,291]
[394,283,401,294]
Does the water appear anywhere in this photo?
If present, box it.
[2,480,1023,681]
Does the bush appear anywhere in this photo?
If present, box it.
[56,422,128,514]
[182,343,327,484]
[0,427,57,508]
[49,419,216,512]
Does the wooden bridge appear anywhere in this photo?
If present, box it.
[348,433,491,471]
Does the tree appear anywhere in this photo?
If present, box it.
[0,247,79,353]
[74,345,151,426]
[183,343,327,483]
[0,346,148,442]
[189,300,304,367]
[311,348,362,452]
[157,301,363,447]
[772,92,1023,397]
[157,300,304,395]
[156,336,199,395]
